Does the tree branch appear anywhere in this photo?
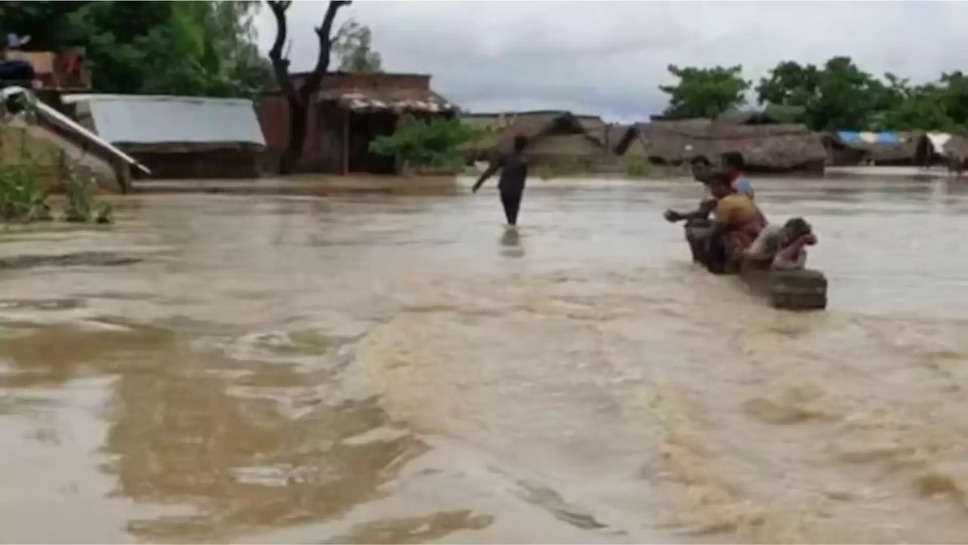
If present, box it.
[267,0,297,101]
[299,0,351,104]
[265,0,349,172]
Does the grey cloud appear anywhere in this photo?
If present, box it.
[255,1,968,122]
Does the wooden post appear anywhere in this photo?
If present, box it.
[342,107,349,175]
[116,161,132,194]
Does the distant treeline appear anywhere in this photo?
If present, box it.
[660,57,968,133]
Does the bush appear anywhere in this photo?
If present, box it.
[625,156,648,177]
[62,160,112,223]
[0,158,112,225]
[0,164,50,222]
[369,115,484,171]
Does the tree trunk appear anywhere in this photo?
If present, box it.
[267,0,350,174]
[282,99,308,173]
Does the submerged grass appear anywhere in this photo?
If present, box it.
[0,164,51,222]
[0,157,111,225]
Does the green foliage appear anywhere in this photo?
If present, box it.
[659,65,750,119]
[63,166,94,223]
[764,103,807,124]
[808,57,889,130]
[0,2,90,51]
[333,19,382,73]
[756,61,821,107]
[0,159,112,225]
[4,1,272,98]
[0,164,50,222]
[625,156,647,177]
[95,204,113,224]
[60,159,112,225]
[369,116,483,169]
[872,84,955,132]
[0,92,109,225]
[756,57,968,132]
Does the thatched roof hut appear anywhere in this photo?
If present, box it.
[576,114,606,134]
[461,112,501,130]
[613,124,647,156]
[460,110,605,163]
[915,132,968,166]
[822,131,919,166]
[626,119,826,173]
[716,110,782,125]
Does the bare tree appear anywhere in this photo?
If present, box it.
[267,0,350,173]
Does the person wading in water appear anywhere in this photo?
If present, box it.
[472,134,529,227]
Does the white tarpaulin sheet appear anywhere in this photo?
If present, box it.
[62,94,265,147]
[927,132,951,154]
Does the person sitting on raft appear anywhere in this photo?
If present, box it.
[722,151,754,199]
[744,217,818,270]
[663,156,717,262]
[662,156,717,224]
[704,172,766,273]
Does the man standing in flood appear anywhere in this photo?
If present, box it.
[472,134,529,227]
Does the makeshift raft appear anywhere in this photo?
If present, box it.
[684,229,828,311]
[739,261,828,310]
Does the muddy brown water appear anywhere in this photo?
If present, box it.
[2,175,968,543]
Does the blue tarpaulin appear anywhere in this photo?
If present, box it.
[837,131,902,144]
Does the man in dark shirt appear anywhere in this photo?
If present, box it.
[472,134,529,226]
[663,156,718,263]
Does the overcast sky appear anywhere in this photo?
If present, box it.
[254,1,968,123]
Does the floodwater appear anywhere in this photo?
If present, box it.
[3,174,968,543]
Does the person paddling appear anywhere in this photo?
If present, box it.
[663,156,719,262]
[472,134,529,227]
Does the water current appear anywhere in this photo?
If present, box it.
[2,174,968,543]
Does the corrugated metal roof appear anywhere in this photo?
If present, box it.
[62,94,265,147]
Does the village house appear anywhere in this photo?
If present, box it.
[822,131,919,166]
[460,110,606,172]
[915,132,968,168]
[614,118,827,173]
[61,94,266,179]
[257,72,457,174]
